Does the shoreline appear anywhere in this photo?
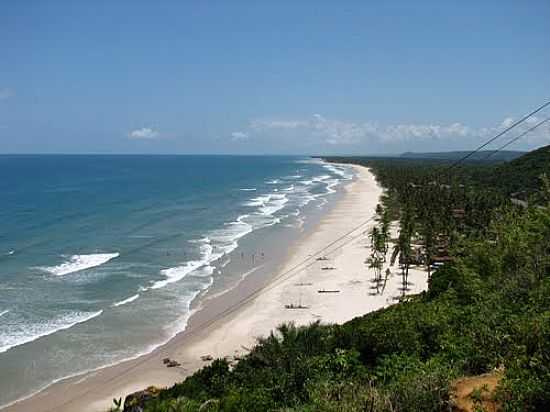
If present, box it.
[3,165,428,412]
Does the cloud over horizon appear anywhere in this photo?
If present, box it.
[238,113,550,153]
[231,131,249,141]
[129,127,160,139]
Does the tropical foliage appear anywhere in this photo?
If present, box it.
[123,149,549,412]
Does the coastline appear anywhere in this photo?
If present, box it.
[3,165,428,412]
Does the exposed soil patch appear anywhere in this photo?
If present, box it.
[451,371,503,412]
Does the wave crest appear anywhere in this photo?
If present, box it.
[112,294,140,307]
[39,253,120,276]
[0,310,103,354]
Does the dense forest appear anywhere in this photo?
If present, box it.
[327,143,549,199]
[116,146,549,412]
[399,150,524,162]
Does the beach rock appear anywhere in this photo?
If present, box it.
[123,386,160,412]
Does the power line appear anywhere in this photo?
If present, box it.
[446,100,550,170]
[480,117,550,161]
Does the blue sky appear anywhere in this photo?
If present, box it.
[1,1,549,154]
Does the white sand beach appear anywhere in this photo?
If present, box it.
[3,165,428,412]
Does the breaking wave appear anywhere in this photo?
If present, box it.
[39,253,120,276]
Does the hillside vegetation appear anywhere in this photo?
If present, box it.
[332,144,549,199]
[486,144,550,195]
[116,149,549,412]
[400,150,524,162]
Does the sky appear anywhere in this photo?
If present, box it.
[1,1,549,155]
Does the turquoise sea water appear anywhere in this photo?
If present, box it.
[0,155,353,407]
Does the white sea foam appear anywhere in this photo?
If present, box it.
[325,179,339,194]
[0,310,103,354]
[244,193,288,217]
[190,236,211,244]
[259,194,288,216]
[151,261,205,290]
[0,299,198,411]
[146,170,319,293]
[150,236,227,290]
[216,241,238,256]
[112,294,140,307]
[317,197,329,208]
[239,188,257,191]
[297,194,317,207]
[40,253,120,276]
[213,215,253,251]
[266,179,281,184]
[295,216,306,229]
[323,163,353,179]
[219,257,231,268]
[313,174,331,182]
[7,250,14,256]
[244,195,271,207]
[151,241,212,290]
[0,310,9,318]
[192,265,215,278]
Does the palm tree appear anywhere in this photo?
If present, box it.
[391,205,414,293]
[421,222,435,279]
[367,253,383,293]
[380,211,391,259]
[369,226,379,250]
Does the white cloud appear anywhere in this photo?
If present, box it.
[379,122,471,142]
[250,119,309,130]
[501,117,515,128]
[0,88,14,100]
[247,114,472,145]
[129,127,159,139]
[249,115,368,145]
[238,113,550,151]
[231,131,249,141]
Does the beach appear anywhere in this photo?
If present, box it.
[3,165,429,412]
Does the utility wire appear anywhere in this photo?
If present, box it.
[480,117,550,161]
[446,100,550,170]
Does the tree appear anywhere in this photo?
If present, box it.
[368,225,386,293]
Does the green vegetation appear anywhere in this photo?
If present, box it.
[485,144,550,196]
[123,148,549,412]
[330,143,549,199]
[399,150,524,161]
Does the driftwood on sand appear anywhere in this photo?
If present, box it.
[284,303,309,309]
[162,358,180,368]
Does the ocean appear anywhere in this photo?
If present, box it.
[0,155,353,407]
